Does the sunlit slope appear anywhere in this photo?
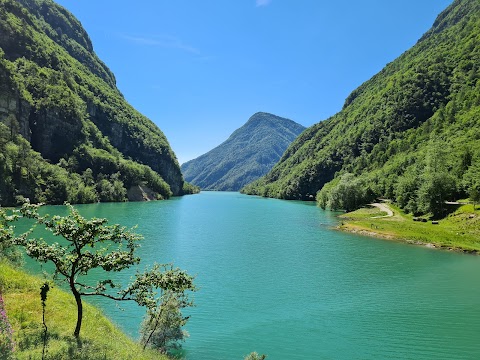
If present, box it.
[0,261,168,359]
[242,0,480,200]
[182,112,305,191]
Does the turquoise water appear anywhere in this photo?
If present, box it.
[25,192,480,359]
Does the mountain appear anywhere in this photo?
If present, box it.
[181,112,305,191]
[0,0,195,206]
[242,0,480,215]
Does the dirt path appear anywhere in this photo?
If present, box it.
[370,203,394,218]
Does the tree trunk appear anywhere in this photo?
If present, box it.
[71,285,83,338]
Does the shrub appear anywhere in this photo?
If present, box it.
[140,292,190,354]
[0,294,15,360]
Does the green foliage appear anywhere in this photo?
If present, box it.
[73,145,173,200]
[417,171,457,218]
[182,112,305,191]
[3,203,196,338]
[317,173,377,211]
[181,181,200,195]
[0,293,15,360]
[0,121,172,205]
[96,174,127,203]
[394,165,421,214]
[469,185,480,210]
[244,352,267,360]
[140,292,191,354]
[242,0,480,213]
[463,154,480,209]
[340,202,480,251]
[0,204,23,265]
[393,137,457,217]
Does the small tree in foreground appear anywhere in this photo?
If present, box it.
[140,291,191,353]
[0,203,195,338]
[244,352,267,360]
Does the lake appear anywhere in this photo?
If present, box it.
[25,192,480,359]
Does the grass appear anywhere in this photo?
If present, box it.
[338,203,480,252]
[0,261,169,360]
[341,207,388,220]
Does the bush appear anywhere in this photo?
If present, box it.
[0,294,15,360]
[140,292,191,354]
[317,173,375,212]
[244,352,267,360]
[417,171,457,218]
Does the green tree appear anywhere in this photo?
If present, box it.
[3,114,19,142]
[417,137,457,217]
[96,173,127,202]
[244,352,267,360]
[140,291,191,353]
[317,173,374,212]
[470,185,480,210]
[417,172,456,218]
[3,203,195,338]
[81,168,95,186]
[75,183,98,204]
[395,168,420,214]
[463,157,480,210]
[43,171,69,204]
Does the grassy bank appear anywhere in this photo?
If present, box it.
[338,203,480,253]
[0,261,168,360]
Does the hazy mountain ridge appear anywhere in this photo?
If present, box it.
[242,0,480,206]
[0,0,191,205]
[181,112,305,191]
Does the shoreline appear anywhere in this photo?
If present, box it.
[337,224,479,255]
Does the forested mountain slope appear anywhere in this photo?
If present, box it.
[0,0,192,206]
[242,0,480,216]
[181,112,305,191]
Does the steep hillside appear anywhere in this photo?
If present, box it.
[0,260,169,359]
[181,112,305,191]
[0,0,191,206]
[242,0,480,213]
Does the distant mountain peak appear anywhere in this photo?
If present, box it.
[181,113,305,191]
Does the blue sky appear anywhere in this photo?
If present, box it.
[55,0,452,165]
